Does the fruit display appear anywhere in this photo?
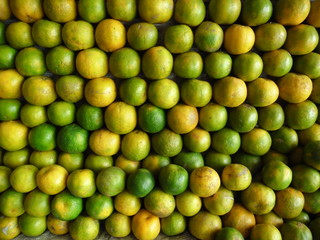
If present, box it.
[0,0,320,239]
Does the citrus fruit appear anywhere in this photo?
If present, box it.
[57,152,84,173]
[127,168,155,198]
[18,213,46,237]
[138,0,173,23]
[67,169,96,198]
[303,141,320,170]
[228,103,258,133]
[46,46,75,76]
[46,213,69,236]
[180,79,212,107]
[270,126,298,153]
[0,215,20,239]
[199,103,228,131]
[31,19,61,48]
[0,45,17,69]
[142,46,173,80]
[151,128,183,157]
[167,104,198,134]
[69,216,100,240]
[309,218,320,240]
[29,150,57,168]
[115,155,141,174]
[190,166,221,197]
[306,1,320,27]
[84,154,113,174]
[144,188,175,218]
[85,192,113,220]
[147,78,180,109]
[183,127,211,153]
[292,164,320,193]
[0,69,24,99]
[175,190,202,217]
[203,186,234,216]
[55,75,84,103]
[221,163,252,191]
[205,52,232,79]
[0,0,11,20]
[0,120,28,151]
[211,128,241,155]
[57,124,88,153]
[9,0,43,23]
[114,190,141,216]
[281,221,313,240]
[107,0,136,22]
[204,151,232,174]
[262,160,292,191]
[194,21,224,52]
[240,0,273,26]
[95,18,126,52]
[241,128,272,156]
[298,123,320,146]
[0,99,21,121]
[250,224,282,240]
[215,227,244,240]
[121,130,150,161]
[161,211,186,237]
[24,189,51,217]
[174,51,203,79]
[15,47,46,77]
[89,129,120,157]
[43,0,77,23]
[188,210,222,240]
[232,151,262,174]
[105,212,131,238]
[303,191,320,214]
[10,164,38,193]
[109,47,140,79]
[76,103,104,131]
[293,52,320,79]
[141,154,170,177]
[131,209,160,240]
[164,24,193,54]
[47,101,75,127]
[96,166,126,197]
[127,22,158,51]
[258,103,285,131]
[174,0,206,27]
[158,164,188,195]
[0,189,25,217]
[0,166,11,193]
[138,103,166,134]
[208,0,241,25]
[223,24,255,55]
[2,148,30,169]
[262,49,293,77]
[119,77,147,107]
[173,150,204,173]
[255,211,283,228]
[78,0,106,23]
[104,101,137,135]
[232,52,263,82]
[5,21,34,49]
[254,23,287,51]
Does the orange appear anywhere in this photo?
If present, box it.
[58,152,83,173]
[0,166,11,193]
[0,69,24,99]
[240,0,273,26]
[0,215,20,239]
[138,0,173,24]
[46,46,75,76]
[208,0,241,25]
[5,21,34,49]
[224,24,255,55]
[67,169,96,198]
[241,182,276,215]
[142,46,173,80]
[76,103,103,131]
[78,0,106,23]
[232,52,263,82]
[183,127,211,153]
[241,128,272,156]
[213,76,247,108]
[10,164,38,193]
[131,209,160,240]
[24,188,51,217]
[0,0,11,20]
[0,45,17,69]
[232,151,262,175]
[175,189,202,217]
[22,76,57,106]
[258,103,285,131]
[43,0,77,23]
[211,128,241,155]
[274,187,305,219]
[127,22,158,51]
[189,166,220,197]
[121,130,150,161]
[164,24,193,54]
[151,128,183,157]
[158,164,188,195]
[69,216,100,240]
[250,224,282,240]
[303,191,320,214]
[95,19,126,52]
[109,47,140,79]
[292,164,320,193]
[147,78,179,109]
[167,104,198,134]
[115,154,141,174]
[174,51,203,79]
[306,1,320,27]
[104,101,137,135]
[221,163,252,191]
[0,189,25,217]
[161,211,186,236]
[284,24,319,55]
[119,77,147,107]
[28,123,56,151]
[85,192,113,220]
[2,148,29,169]
[96,166,126,197]
[188,210,222,240]
[194,21,223,52]
[228,103,258,133]
[298,123,320,146]
[246,78,279,107]
[18,213,46,237]
[29,150,57,168]
[222,203,256,238]
[215,227,244,240]
[107,0,136,22]
[89,129,120,157]
[274,0,310,26]
[0,120,28,151]
[255,211,283,228]
[76,48,108,79]
[15,47,46,77]
[293,52,320,79]
[262,160,292,191]
[31,19,61,48]
[0,99,21,121]
[304,141,320,171]
[204,150,232,174]
[309,218,320,240]
[199,103,228,131]
[254,23,287,51]
[57,124,88,153]
[105,212,131,238]
[36,164,68,195]
[47,101,75,126]
[9,0,43,23]
[144,188,175,218]
[114,190,141,216]
[262,49,293,77]
[84,154,113,174]
[270,126,298,154]
[180,79,212,107]
[285,100,318,130]
[55,75,84,103]
[127,168,155,198]
[47,213,69,235]
[280,221,312,240]
[173,150,204,173]
[84,77,116,107]
[174,0,206,27]
[141,154,170,177]
[203,186,234,216]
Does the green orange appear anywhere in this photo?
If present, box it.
[159,164,189,195]
[194,21,223,52]
[138,103,166,133]
[119,77,147,106]
[15,47,46,77]
[46,46,75,76]
[164,24,193,54]
[57,124,88,153]
[127,168,155,198]
[174,0,205,27]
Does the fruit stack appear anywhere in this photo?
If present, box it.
[0,0,320,239]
